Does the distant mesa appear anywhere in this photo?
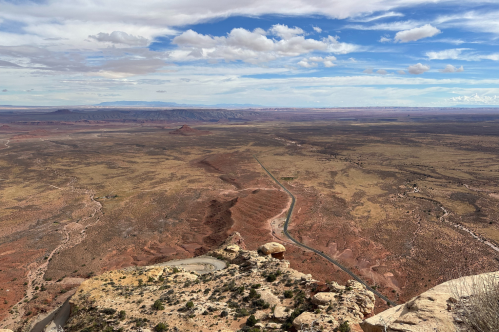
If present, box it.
[52,109,72,114]
[0,125,12,130]
[169,124,210,136]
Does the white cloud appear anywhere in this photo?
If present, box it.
[88,31,149,46]
[379,36,391,43]
[449,93,499,105]
[298,56,336,68]
[352,11,404,22]
[172,26,357,63]
[323,60,336,67]
[425,48,499,61]
[397,70,406,75]
[344,20,422,32]
[297,59,317,68]
[363,68,374,74]
[439,64,464,73]
[269,24,305,39]
[426,48,467,60]
[394,24,441,43]
[313,26,322,33]
[407,63,430,74]
[2,89,7,92]
[430,38,465,45]
[377,69,388,75]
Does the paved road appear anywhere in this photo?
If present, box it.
[154,256,226,274]
[254,156,395,306]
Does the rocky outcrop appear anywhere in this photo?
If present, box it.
[293,311,337,330]
[361,271,499,332]
[64,239,375,332]
[258,242,286,259]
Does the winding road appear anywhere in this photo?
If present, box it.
[254,156,396,306]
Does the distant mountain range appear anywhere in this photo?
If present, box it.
[95,101,263,108]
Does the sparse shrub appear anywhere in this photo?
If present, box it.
[284,290,293,298]
[235,308,250,317]
[220,310,228,317]
[334,321,350,332]
[153,299,165,310]
[148,276,155,282]
[450,273,499,332]
[101,308,116,315]
[246,314,258,327]
[249,288,260,299]
[154,322,168,332]
[266,274,277,282]
[118,310,126,320]
[185,301,194,309]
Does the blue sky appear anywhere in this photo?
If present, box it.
[0,0,498,107]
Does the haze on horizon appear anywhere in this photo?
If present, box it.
[0,0,498,107]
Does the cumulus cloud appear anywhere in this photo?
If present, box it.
[397,70,406,75]
[379,36,391,43]
[269,24,305,39]
[156,90,167,93]
[449,93,499,105]
[88,31,149,46]
[426,48,467,60]
[313,26,322,33]
[298,56,336,68]
[407,63,430,74]
[394,24,441,43]
[298,59,317,68]
[2,89,7,92]
[172,25,357,63]
[376,69,388,75]
[363,68,374,74]
[439,64,464,73]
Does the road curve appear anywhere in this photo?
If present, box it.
[254,156,396,306]
[154,256,226,274]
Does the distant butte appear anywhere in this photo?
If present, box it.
[52,109,72,114]
[169,124,210,136]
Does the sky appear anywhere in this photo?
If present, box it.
[0,0,499,107]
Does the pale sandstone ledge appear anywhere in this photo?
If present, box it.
[361,271,499,332]
[65,237,375,332]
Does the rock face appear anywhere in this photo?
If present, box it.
[361,271,499,332]
[65,238,375,332]
[259,242,286,259]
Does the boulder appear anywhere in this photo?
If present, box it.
[259,242,286,259]
[266,322,281,329]
[273,305,290,321]
[225,244,240,253]
[292,311,337,330]
[312,292,337,305]
[258,289,281,306]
